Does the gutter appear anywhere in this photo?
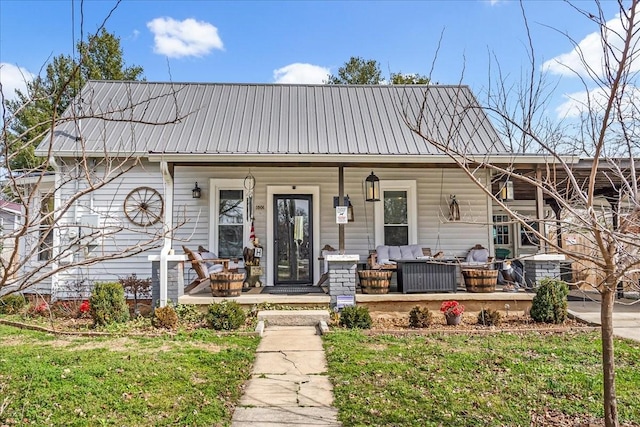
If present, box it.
[144,153,574,165]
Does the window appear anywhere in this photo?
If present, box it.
[384,190,408,245]
[520,221,540,246]
[38,195,54,261]
[217,189,244,258]
[492,214,510,245]
[374,181,417,246]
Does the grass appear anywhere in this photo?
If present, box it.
[323,330,640,427]
[0,324,259,426]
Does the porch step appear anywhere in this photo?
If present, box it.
[257,309,330,326]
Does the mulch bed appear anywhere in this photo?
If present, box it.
[367,312,596,335]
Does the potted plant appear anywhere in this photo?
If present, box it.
[440,300,465,325]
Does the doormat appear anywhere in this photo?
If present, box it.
[261,286,326,295]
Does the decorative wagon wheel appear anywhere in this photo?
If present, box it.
[123,186,164,226]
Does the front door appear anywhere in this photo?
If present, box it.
[274,194,313,285]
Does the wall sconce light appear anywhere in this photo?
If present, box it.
[334,195,355,222]
[192,182,202,199]
[499,179,514,201]
[365,171,380,202]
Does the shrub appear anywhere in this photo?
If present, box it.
[477,308,502,326]
[152,305,179,329]
[205,301,246,330]
[408,305,432,328]
[0,294,27,315]
[339,305,372,329]
[174,304,203,324]
[89,282,130,327]
[119,274,151,315]
[530,278,569,324]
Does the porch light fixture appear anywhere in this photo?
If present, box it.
[192,182,202,199]
[499,179,514,201]
[365,172,380,202]
[334,196,355,222]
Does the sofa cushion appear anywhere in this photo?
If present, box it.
[410,244,424,258]
[400,245,415,259]
[466,247,490,263]
[208,264,225,275]
[388,246,402,260]
[376,245,390,264]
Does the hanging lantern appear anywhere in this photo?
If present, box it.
[365,172,380,202]
[499,179,514,201]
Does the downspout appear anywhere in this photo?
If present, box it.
[159,161,173,307]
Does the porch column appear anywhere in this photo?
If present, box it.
[327,254,359,310]
[150,254,186,306]
[159,161,174,307]
[523,254,565,288]
[338,165,345,253]
[535,167,547,253]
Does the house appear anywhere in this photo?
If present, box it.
[26,81,563,302]
[0,200,22,285]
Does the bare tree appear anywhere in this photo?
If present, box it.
[0,6,186,298]
[402,1,639,426]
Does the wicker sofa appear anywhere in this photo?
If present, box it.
[368,245,432,270]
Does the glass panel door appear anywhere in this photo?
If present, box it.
[274,194,313,284]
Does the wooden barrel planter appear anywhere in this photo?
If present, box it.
[210,272,245,297]
[462,269,499,293]
[358,270,392,294]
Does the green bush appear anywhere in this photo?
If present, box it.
[0,294,27,315]
[152,305,179,329]
[530,278,569,324]
[408,305,432,328]
[89,282,130,327]
[205,301,246,330]
[174,304,203,324]
[477,308,502,326]
[339,305,372,329]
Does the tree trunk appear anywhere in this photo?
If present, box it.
[600,285,618,427]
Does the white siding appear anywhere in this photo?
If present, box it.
[33,163,492,293]
[173,166,491,285]
[53,160,165,297]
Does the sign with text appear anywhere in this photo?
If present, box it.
[336,295,355,309]
[336,206,348,224]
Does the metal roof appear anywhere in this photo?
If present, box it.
[38,81,508,158]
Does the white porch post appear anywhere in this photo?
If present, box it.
[159,161,174,307]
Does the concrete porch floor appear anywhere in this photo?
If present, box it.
[178,287,534,313]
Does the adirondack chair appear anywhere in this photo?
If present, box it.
[183,246,230,294]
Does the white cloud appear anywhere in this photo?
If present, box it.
[147,17,223,58]
[0,63,34,101]
[556,85,640,118]
[543,6,640,78]
[273,63,330,84]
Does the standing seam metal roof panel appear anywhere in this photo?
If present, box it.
[39,82,507,157]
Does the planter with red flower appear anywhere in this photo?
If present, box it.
[440,300,465,325]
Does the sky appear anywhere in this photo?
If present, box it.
[0,0,628,120]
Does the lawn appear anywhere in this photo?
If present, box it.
[0,324,259,426]
[323,330,640,427]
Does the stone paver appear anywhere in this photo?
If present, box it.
[252,350,327,375]
[232,407,340,426]
[232,325,341,426]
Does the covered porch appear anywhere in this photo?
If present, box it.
[177,287,535,314]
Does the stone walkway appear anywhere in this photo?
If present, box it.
[231,326,341,426]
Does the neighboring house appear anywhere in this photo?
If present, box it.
[27,81,563,301]
[0,200,22,284]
